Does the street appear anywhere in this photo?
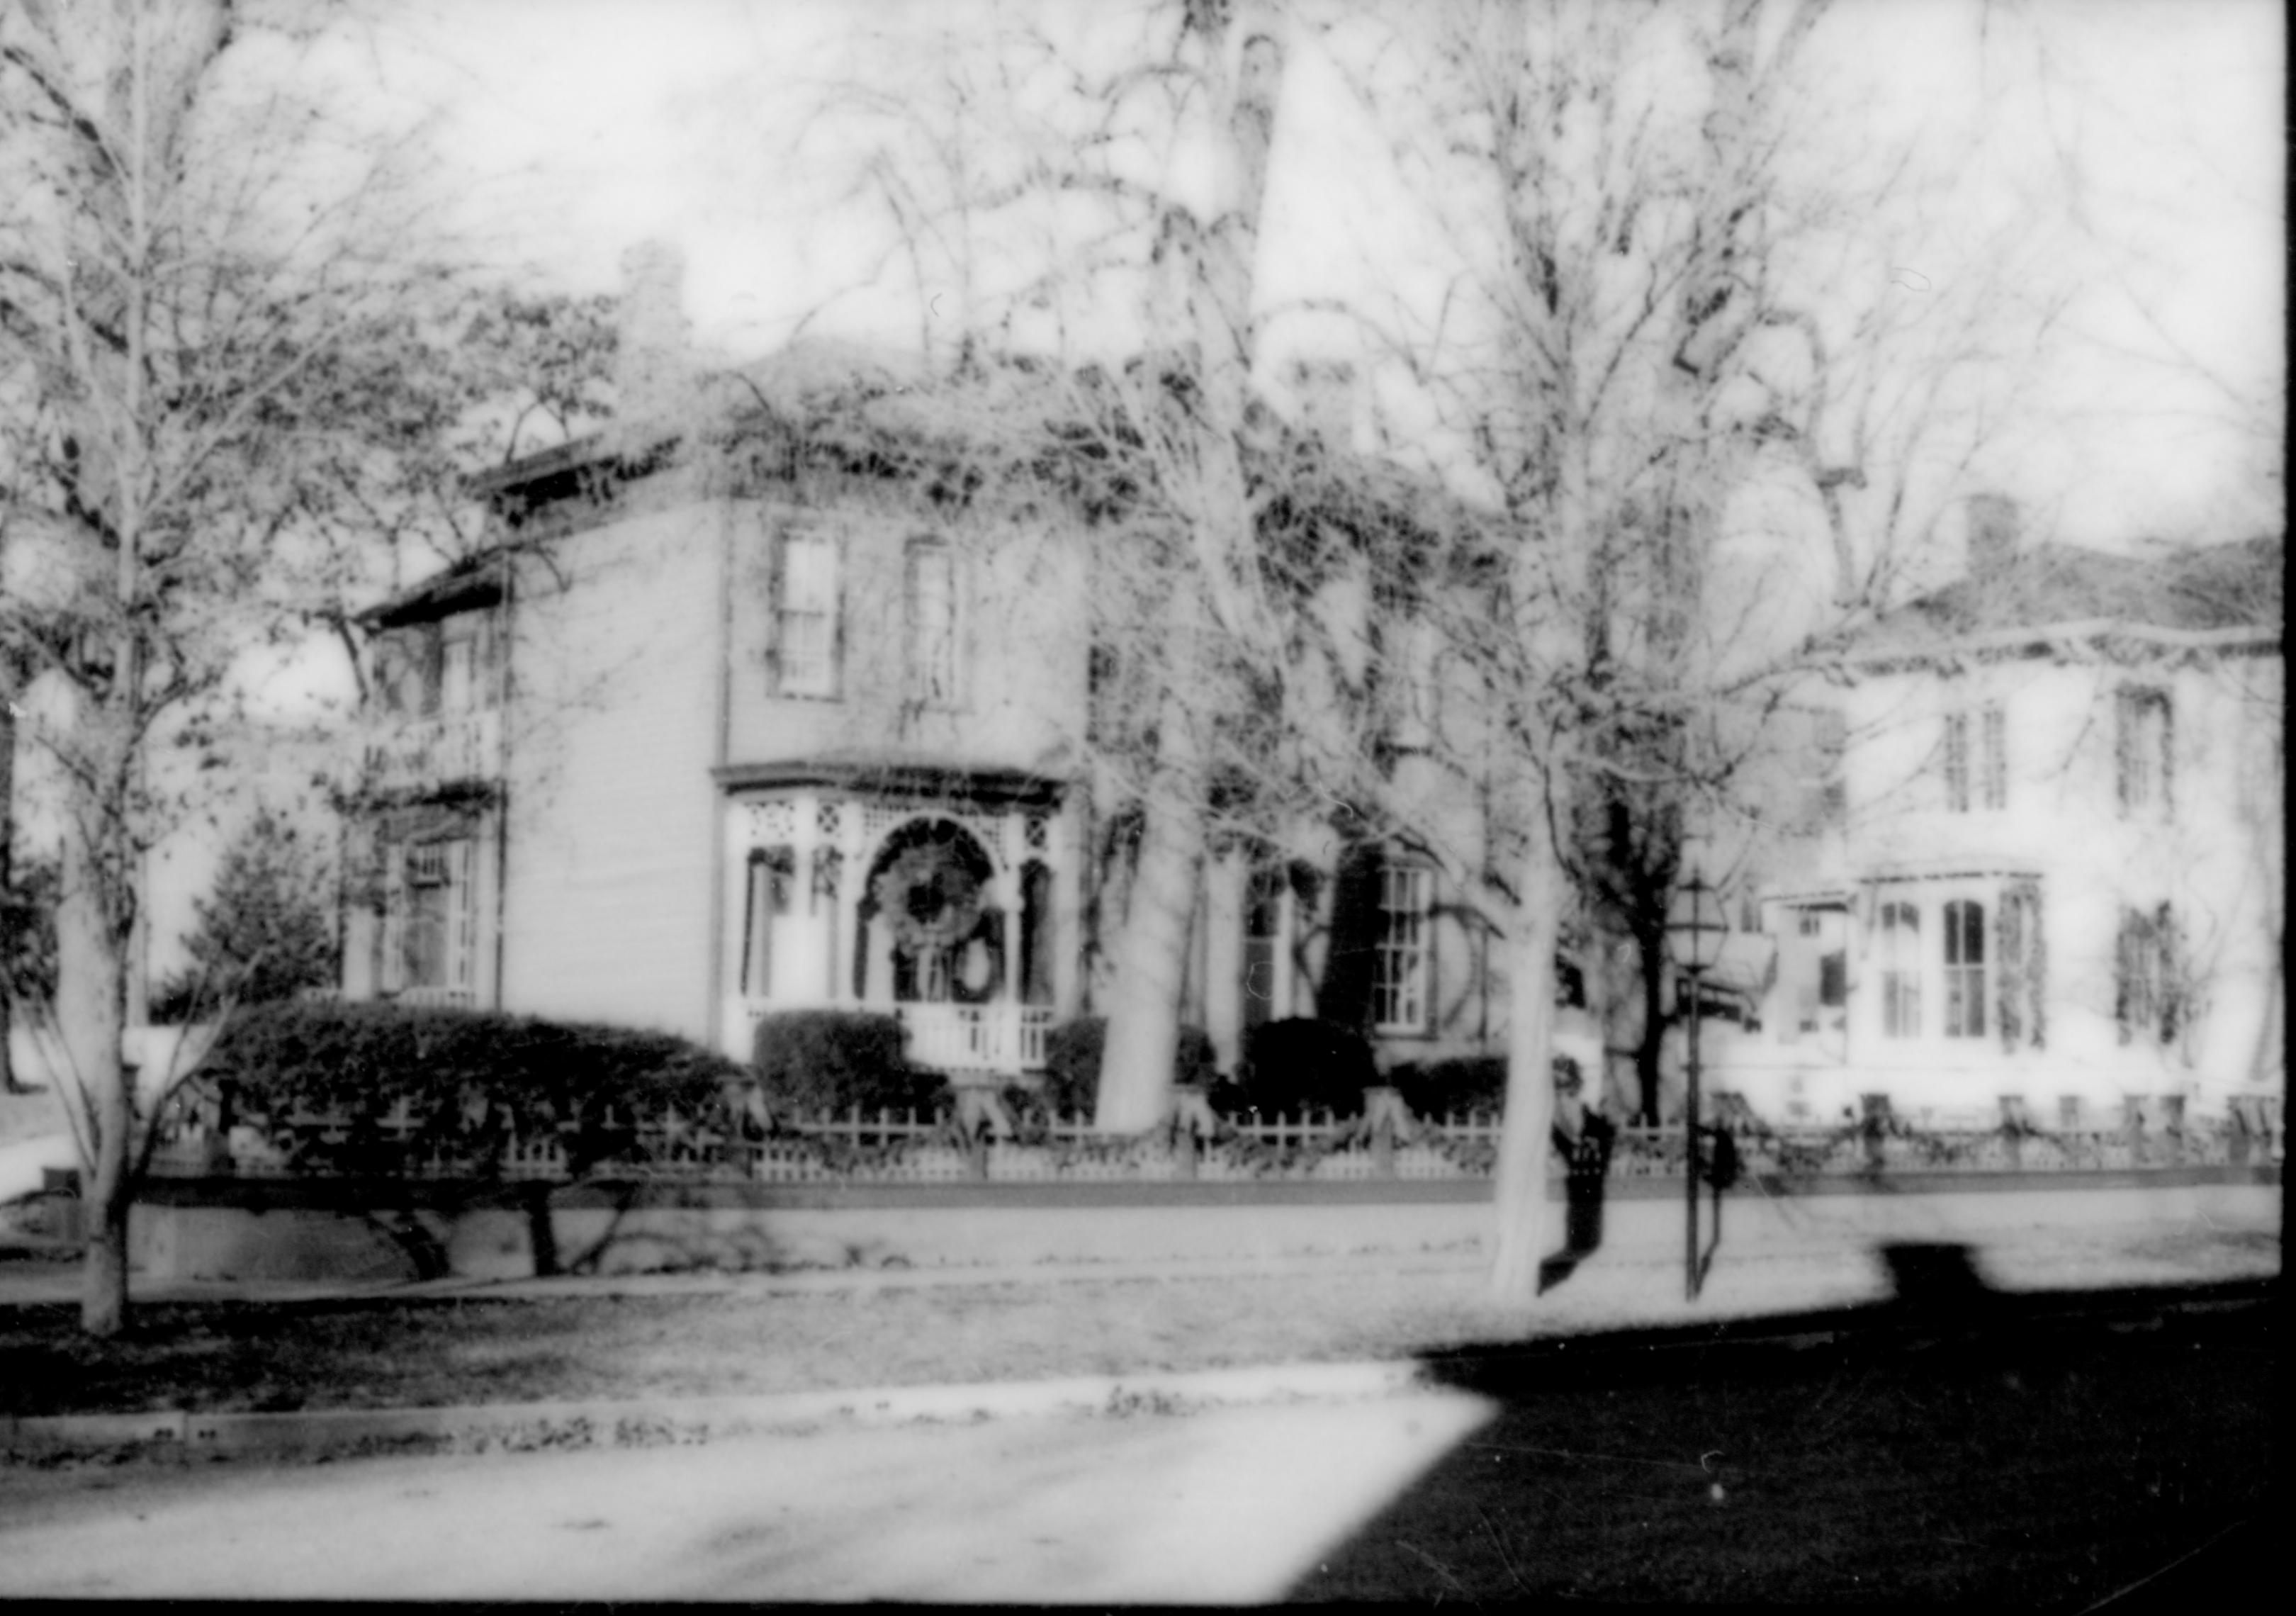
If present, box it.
[0,1389,1496,1603]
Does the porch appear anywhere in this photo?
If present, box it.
[717,773,1079,1077]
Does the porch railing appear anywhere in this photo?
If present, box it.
[896,1003,1054,1074]
[738,999,1053,1074]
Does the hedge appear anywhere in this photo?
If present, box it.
[751,1009,949,1117]
[1038,1016,1217,1120]
[1385,1052,1587,1121]
[199,1000,753,1177]
[1233,1018,1379,1118]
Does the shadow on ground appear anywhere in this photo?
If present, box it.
[1294,1244,2283,1606]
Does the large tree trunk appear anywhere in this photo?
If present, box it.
[56,804,134,1337]
[1095,696,1206,1131]
[1091,2,1285,1131]
[1,690,16,1094]
[1488,788,1564,1301]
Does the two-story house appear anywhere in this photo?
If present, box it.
[338,249,1534,1084]
[1733,500,2282,1129]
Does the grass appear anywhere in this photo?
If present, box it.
[0,1268,1577,1418]
[0,1216,2278,1420]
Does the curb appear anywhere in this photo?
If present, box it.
[1,1357,1433,1465]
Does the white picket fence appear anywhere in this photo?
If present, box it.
[145,1092,2278,1186]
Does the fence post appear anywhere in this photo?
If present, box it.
[1860,1093,1891,1174]
[1364,1087,1409,1179]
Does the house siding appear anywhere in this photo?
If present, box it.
[497,493,726,1043]
[721,499,1086,773]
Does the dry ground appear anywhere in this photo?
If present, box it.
[1,1217,2278,1420]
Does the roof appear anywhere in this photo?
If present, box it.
[1851,535,2283,661]
[358,552,504,629]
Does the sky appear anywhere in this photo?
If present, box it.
[387,0,2283,551]
[157,0,2283,971]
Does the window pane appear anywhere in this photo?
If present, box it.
[1373,865,1430,1031]
[907,544,956,705]
[778,536,839,697]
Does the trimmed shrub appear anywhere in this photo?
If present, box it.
[751,1010,946,1117]
[201,999,752,1177]
[1234,1018,1378,1118]
[1387,1056,1508,1120]
[1385,1053,1587,1121]
[1038,1016,1217,1121]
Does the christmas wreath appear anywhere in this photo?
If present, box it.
[872,842,985,956]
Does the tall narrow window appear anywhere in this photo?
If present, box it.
[390,838,474,997]
[1996,880,2046,1051]
[1979,703,2008,809]
[775,532,841,698]
[1816,709,1847,824]
[1942,899,1986,1038]
[1372,864,1432,1033]
[1879,900,1920,1038]
[2115,903,2181,1046]
[905,540,958,707]
[2116,688,2173,819]
[1942,713,1971,813]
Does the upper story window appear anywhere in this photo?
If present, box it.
[904,539,959,707]
[774,529,843,699]
[2115,687,2172,820]
[1372,862,1433,1034]
[376,612,499,720]
[1816,709,1847,824]
[1942,702,2006,813]
[1878,899,1920,1038]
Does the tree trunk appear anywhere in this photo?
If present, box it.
[1488,792,1564,1301]
[1,689,16,1094]
[1635,918,1669,1126]
[1095,696,1206,1132]
[57,813,133,1337]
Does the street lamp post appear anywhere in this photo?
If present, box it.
[1666,863,1728,1303]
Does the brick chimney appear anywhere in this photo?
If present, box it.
[1966,493,2019,580]
[614,239,690,441]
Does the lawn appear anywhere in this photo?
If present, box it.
[1,1266,1614,1418]
[0,1216,2278,1420]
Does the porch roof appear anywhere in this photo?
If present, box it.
[714,755,1071,808]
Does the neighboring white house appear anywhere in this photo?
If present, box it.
[1725,504,2283,1128]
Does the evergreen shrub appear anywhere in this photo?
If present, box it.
[1234,1018,1378,1118]
[750,1009,945,1117]
[1038,1016,1217,1121]
[202,999,751,1177]
[1385,1053,1587,1121]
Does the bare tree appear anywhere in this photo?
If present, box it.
[0,0,521,1334]
[1271,0,2103,1298]
[774,0,1303,1131]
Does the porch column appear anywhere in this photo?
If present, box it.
[718,799,755,1055]
[1050,802,1084,1020]
[835,799,865,1004]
